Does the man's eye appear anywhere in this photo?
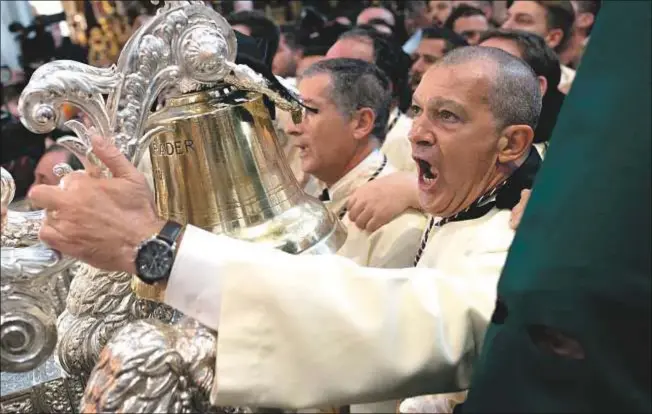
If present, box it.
[516,16,533,25]
[439,110,459,122]
[302,107,319,119]
[407,105,422,118]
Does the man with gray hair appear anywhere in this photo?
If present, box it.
[30,47,542,409]
[285,58,426,271]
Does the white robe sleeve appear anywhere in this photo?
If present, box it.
[164,225,503,409]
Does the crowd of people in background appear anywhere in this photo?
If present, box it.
[1,1,601,204]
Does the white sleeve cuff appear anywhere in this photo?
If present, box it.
[164,225,224,331]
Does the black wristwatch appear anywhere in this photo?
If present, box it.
[135,220,184,285]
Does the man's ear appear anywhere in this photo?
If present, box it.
[352,107,376,140]
[576,12,595,31]
[538,75,548,96]
[496,124,534,165]
[545,28,564,50]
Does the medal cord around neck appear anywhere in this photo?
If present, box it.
[413,181,506,267]
[386,109,401,135]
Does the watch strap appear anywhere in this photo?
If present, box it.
[158,220,183,246]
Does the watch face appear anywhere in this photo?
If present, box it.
[136,238,174,284]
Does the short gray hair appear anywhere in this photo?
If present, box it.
[436,46,543,131]
[299,58,392,142]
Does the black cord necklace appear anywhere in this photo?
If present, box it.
[337,155,388,220]
[413,182,505,266]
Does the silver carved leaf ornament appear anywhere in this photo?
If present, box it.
[1,168,73,373]
[14,0,239,382]
[81,318,217,413]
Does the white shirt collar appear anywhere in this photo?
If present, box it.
[326,150,386,213]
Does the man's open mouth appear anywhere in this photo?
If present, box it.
[415,158,437,185]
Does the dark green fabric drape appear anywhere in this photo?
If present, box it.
[463,1,651,412]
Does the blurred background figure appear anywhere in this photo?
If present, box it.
[502,0,576,93]
[560,0,601,69]
[1,77,67,200]
[295,10,349,76]
[445,4,491,44]
[30,143,82,190]
[429,0,454,26]
[228,10,281,69]
[50,18,87,63]
[408,26,467,91]
[326,27,415,173]
[356,6,396,36]
[402,0,434,54]
[452,0,496,25]
[273,24,303,79]
[233,0,254,13]
[479,29,565,157]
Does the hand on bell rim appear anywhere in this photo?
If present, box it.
[28,136,166,275]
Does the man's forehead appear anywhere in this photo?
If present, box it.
[40,150,69,165]
[298,73,333,103]
[415,63,493,104]
[328,38,374,61]
[509,1,546,17]
[418,38,447,54]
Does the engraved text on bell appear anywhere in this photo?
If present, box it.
[151,140,196,156]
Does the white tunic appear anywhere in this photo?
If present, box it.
[327,150,427,270]
[382,109,417,175]
[162,206,515,409]
[559,64,576,94]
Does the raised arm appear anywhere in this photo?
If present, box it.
[347,171,423,233]
[164,224,504,409]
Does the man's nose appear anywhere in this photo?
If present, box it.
[408,122,434,145]
[411,59,423,75]
[501,19,514,30]
[285,119,303,136]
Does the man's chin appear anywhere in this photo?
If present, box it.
[418,192,447,217]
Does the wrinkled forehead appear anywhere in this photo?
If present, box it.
[416,61,495,106]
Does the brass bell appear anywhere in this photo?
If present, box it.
[132,87,347,300]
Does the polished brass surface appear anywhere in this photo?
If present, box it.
[133,87,346,299]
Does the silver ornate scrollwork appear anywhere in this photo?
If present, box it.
[15,0,306,411]
[19,63,121,176]
[16,0,237,383]
[1,290,58,373]
[18,0,303,171]
[1,167,42,248]
[1,168,73,373]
